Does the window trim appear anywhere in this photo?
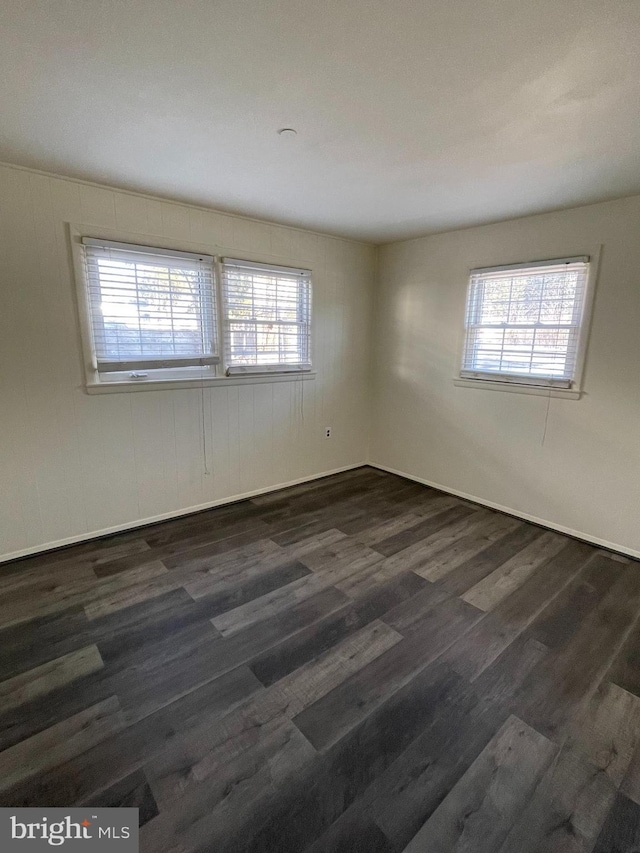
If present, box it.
[220,256,313,376]
[83,370,317,394]
[452,377,583,400]
[69,225,316,393]
[81,236,220,383]
[455,249,600,399]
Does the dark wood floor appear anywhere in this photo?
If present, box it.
[1,467,640,852]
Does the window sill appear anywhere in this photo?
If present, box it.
[453,377,582,400]
[85,371,316,394]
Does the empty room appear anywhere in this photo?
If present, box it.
[2,1,640,850]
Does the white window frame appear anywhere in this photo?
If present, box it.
[221,257,313,376]
[454,252,599,399]
[70,225,316,393]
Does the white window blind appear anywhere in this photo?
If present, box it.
[461,257,590,388]
[221,258,312,374]
[82,238,218,374]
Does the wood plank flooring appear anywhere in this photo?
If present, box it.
[1,465,639,852]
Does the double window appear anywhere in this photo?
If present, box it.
[78,238,312,387]
[460,257,592,390]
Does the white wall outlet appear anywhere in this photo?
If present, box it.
[324,427,332,439]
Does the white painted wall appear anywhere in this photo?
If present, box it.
[0,164,375,561]
[371,195,640,557]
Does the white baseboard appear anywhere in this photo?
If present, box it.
[0,462,367,564]
[369,462,640,561]
[7,459,638,564]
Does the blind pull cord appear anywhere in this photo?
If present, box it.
[541,389,552,447]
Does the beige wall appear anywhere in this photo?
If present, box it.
[371,195,640,557]
[0,164,375,561]
[3,162,639,561]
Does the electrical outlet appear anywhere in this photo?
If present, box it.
[325,427,332,439]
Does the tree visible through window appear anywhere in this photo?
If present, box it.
[82,239,218,376]
[461,258,590,388]
[77,239,312,387]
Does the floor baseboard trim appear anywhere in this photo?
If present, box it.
[0,462,367,564]
[369,461,640,561]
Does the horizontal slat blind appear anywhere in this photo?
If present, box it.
[82,240,218,372]
[461,259,590,387]
[221,258,312,373]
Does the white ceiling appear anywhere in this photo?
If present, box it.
[2,0,640,242]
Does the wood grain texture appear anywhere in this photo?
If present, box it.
[621,739,640,807]
[592,792,640,853]
[191,662,465,853]
[293,596,482,751]
[497,743,616,853]
[439,523,544,596]
[514,558,640,741]
[249,571,427,687]
[570,680,640,785]
[461,530,566,611]
[211,572,330,636]
[0,606,93,683]
[444,540,595,681]
[372,504,476,557]
[0,645,104,711]
[366,687,505,851]
[415,512,520,582]
[0,696,124,792]
[0,561,170,628]
[1,467,639,852]
[401,715,557,853]
[84,768,160,827]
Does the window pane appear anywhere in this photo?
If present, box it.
[85,245,216,368]
[223,261,311,370]
[462,261,589,384]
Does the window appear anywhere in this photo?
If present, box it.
[461,257,591,389]
[75,235,314,389]
[221,258,312,374]
[82,239,218,382]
